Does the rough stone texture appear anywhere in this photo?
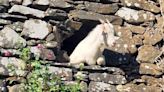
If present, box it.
[9,0,22,4]
[30,46,56,60]
[48,66,72,81]
[49,0,73,8]
[0,0,9,6]
[139,63,163,76]
[89,73,127,84]
[83,2,119,14]
[22,19,52,39]
[120,0,160,13]
[45,8,68,21]
[65,19,83,30]
[69,10,123,25]
[89,82,117,92]
[0,19,11,25]
[136,45,160,63]
[0,27,26,49]
[133,34,144,46]
[22,0,33,6]
[0,57,26,76]
[8,5,45,18]
[8,22,23,32]
[116,7,155,24]
[33,0,49,6]
[0,13,27,20]
[116,83,162,92]
[143,28,163,45]
[8,84,24,92]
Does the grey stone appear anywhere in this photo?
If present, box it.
[0,13,27,20]
[0,27,26,49]
[0,0,9,6]
[89,82,117,92]
[26,40,38,46]
[0,19,11,25]
[0,49,21,56]
[129,25,145,34]
[30,46,56,61]
[65,19,83,30]
[22,19,52,39]
[120,0,160,13]
[136,45,160,63]
[139,63,163,76]
[22,0,33,6]
[43,41,58,48]
[0,57,26,76]
[45,8,68,21]
[33,0,49,6]
[89,73,127,84]
[48,66,72,81]
[84,2,119,14]
[74,71,88,81]
[9,0,22,4]
[116,7,155,24]
[46,33,55,41]
[8,5,45,18]
[49,0,73,8]
[8,22,23,32]
[68,10,123,25]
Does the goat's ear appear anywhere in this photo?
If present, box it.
[106,19,114,28]
[99,19,105,24]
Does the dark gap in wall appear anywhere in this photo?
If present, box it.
[61,21,98,55]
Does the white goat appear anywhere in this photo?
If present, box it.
[69,20,119,65]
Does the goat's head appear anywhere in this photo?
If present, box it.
[99,19,119,47]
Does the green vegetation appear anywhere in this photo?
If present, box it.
[9,47,81,92]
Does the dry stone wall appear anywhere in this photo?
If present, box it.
[0,0,164,92]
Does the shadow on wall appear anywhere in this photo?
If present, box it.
[61,21,140,82]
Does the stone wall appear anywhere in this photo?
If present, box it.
[0,0,164,92]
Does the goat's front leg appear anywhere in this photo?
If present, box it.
[96,55,105,66]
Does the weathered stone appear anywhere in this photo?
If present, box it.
[0,49,21,56]
[22,0,33,6]
[0,27,26,49]
[160,0,164,13]
[8,84,24,92]
[69,10,123,25]
[0,19,11,25]
[30,46,56,60]
[116,83,162,92]
[143,28,163,45]
[26,40,38,46]
[22,19,52,39]
[0,13,27,20]
[89,73,127,84]
[0,80,8,92]
[120,0,160,13]
[129,25,145,34]
[46,33,55,41]
[44,41,58,48]
[0,57,26,76]
[45,8,67,21]
[84,2,119,14]
[33,0,49,6]
[0,0,9,6]
[65,19,82,30]
[89,82,117,92]
[133,34,143,46]
[9,0,22,4]
[116,7,155,24]
[49,0,73,8]
[8,22,23,32]
[8,5,45,18]
[48,66,72,81]
[139,63,163,76]
[136,45,160,63]
[141,75,164,87]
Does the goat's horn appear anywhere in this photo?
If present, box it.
[99,19,105,24]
